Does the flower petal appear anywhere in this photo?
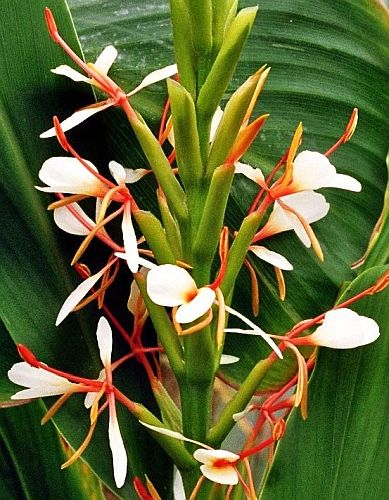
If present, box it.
[193,448,240,465]
[220,354,240,365]
[38,157,105,196]
[127,64,178,96]
[175,287,216,324]
[56,268,105,325]
[309,308,380,349]
[250,245,293,270]
[235,162,265,186]
[8,362,76,399]
[123,168,150,184]
[94,46,118,75]
[122,203,139,273]
[146,264,198,307]
[51,65,90,83]
[108,405,128,488]
[109,160,127,185]
[40,101,113,138]
[54,203,95,235]
[199,464,239,485]
[96,317,112,367]
[292,151,361,192]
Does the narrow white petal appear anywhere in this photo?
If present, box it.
[173,469,185,500]
[139,421,209,449]
[175,287,216,324]
[220,354,240,365]
[123,168,149,184]
[38,157,104,196]
[96,317,112,367]
[94,46,118,75]
[250,245,293,270]
[54,204,95,236]
[224,305,283,359]
[56,269,105,325]
[109,406,128,488]
[128,64,178,96]
[51,65,90,83]
[84,369,105,408]
[146,264,198,307]
[200,464,239,485]
[122,203,139,273]
[40,102,113,138]
[235,162,265,186]
[210,106,224,142]
[309,308,380,349]
[109,161,127,185]
[193,448,240,465]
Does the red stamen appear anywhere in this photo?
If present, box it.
[133,477,153,500]
[44,8,59,42]
[325,108,358,157]
[238,436,275,460]
[17,344,40,367]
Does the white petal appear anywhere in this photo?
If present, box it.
[84,369,105,408]
[139,421,209,449]
[193,448,240,465]
[108,406,128,488]
[123,168,150,184]
[292,151,361,192]
[224,305,283,359]
[250,245,293,270]
[309,308,380,349]
[324,173,361,192]
[56,268,105,325]
[146,264,198,307]
[109,161,127,185]
[210,106,224,142]
[128,64,178,96]
[175,287,216,324]
[8,362,75,399]
[40,102,113,138]
[38,157,105,196]
[199,464,239,485]
[96,317,112,367]
[54,203,95,235]
[51,65,90,83]
[122,203,139,273]
[220,354,240,365]
[235,162,265,186]
[173,469,185,500]
[94,46,118,75]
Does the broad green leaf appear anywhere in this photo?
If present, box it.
[260,265,389,499]
[0,0,171,497]
[67,0,389,391]
[0,400,103,500]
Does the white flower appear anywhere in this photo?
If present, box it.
[146,264,283,358]
[306,308,380,349]
[8,362,77,399]
[249,245,293,270]
[41,54,177,137]
[193,448,240,485]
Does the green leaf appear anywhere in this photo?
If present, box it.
[0,400,103,500]
[260,265,389,498]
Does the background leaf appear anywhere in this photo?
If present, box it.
[260,265,389,499]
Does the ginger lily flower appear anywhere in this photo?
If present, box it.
[8,363,78,399]
[249,245,293,271]
[293,308,380,349]
[41,40,177,137]
[146,264,283,358]
[139,422,240,485]
[37,157,139,273]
